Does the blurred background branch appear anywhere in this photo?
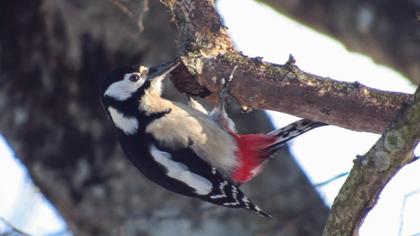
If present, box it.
[0,216,32,236]
[257,0,420,83]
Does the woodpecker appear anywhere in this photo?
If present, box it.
[101,59,326,218]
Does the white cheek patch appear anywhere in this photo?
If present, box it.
[104,73,145,101]
[108,107,139,135]
[149,144,213,195]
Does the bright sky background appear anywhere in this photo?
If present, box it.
[0,136,67,235]
[0,0,419,235]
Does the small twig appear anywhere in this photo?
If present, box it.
[111,0,135,19]
[314,172,349,188]
[398,188,420,236]
[285,54,296,66]
[45,229,72,236]
[137,0,149,32]
[111,0,149,32]
[0,216,33,236]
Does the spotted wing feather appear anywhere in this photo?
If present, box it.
[151,143,272,218]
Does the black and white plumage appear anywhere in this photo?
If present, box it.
[101,59,326,218]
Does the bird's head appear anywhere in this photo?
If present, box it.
[101,59,180,108]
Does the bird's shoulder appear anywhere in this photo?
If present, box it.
[145,100,234,149]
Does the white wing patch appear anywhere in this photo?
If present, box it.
[108,107,139,135]
[150,145,213,195]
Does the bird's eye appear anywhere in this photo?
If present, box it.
[129,74,140,82]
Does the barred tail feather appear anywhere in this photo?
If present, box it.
[265,119,327,154]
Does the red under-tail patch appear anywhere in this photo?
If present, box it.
[230,133,277,184]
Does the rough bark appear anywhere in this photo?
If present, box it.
[323,86,420,236]
[171,53,412,133]
[0,0,328,235]
[161,0,414,134]
[257,0,420,83]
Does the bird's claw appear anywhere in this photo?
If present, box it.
[218,66,238,108]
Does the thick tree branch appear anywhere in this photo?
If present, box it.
[162,0,233,54]
[175,53,412,133]
[162,0,413,134]
[322,86,420,236]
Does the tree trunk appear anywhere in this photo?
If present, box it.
[0,0,328,235]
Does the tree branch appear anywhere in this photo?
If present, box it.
[314,172,349,188]
[398,188,420,236]
[0,216,33,236]
[161,2,420,233]
[162,0,413,134]
[174,53,412,133]
[322,86,420,236]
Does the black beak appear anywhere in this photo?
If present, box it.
[147,58,181,80]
